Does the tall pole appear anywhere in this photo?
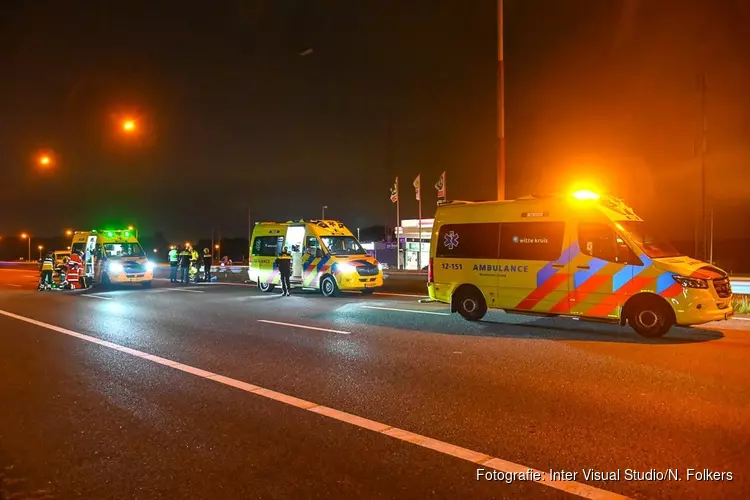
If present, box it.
[699,73,707,261]
[496,0,506,201]
[417,196,422,270]
[28,237,31,262]
[396,196,400,269]
[322,205,327,220]
[248,206,252,263]
[709,206,714,264]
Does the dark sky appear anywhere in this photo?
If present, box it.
[1,0,749,241]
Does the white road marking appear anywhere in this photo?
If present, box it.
[257,319,351,335]
[81,294,112,300]
[6,284,22,288]
[25,275,40,278]
[362,305,451,316]
[163,288,204,293]
[373,292,428,298]
[0,308,627,500]
[734,317,750,322]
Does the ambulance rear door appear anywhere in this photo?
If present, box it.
[285,225,306,279]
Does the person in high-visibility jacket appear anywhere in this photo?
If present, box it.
[274,246,293,296]
[201,248,212,282]
[178,246,192,284]
[39,253,55,290]
[66,251,84,289]
[168,247,179,282]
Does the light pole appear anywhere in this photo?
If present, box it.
[496,0,506,201]
[38,245,44,260]
[20,233,30,261]
[357,228,361,240]
[321,205,328,220]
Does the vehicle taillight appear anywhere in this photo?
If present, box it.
[428,257,434,283]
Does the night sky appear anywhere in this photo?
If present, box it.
[1,0,749,241]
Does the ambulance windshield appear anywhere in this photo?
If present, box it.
[618,221,681,259]
[104,243,145,258]
[320,236,366,256]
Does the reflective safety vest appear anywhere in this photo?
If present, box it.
[168,249,178,262]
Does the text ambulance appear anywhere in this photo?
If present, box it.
[249,219,383,296]
[70,229,154,287]
[428,191,733,338]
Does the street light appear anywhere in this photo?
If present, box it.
[357,227,360,240]
[321,205,328,219]
[38,245,44,260]
[65,229,73,236]
[122,120,136,132]
[20,233,30,261]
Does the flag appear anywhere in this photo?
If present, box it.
[413,174,421,201]
[390,177,399,203]
[435,171,445,199]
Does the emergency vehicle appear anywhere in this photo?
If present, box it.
[70,229,154,287]
[428,190,733,338]
[249,219,384,296]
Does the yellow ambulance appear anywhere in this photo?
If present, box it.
[249,219,384,296]
[70,229,154,287]
[428,191,733,337]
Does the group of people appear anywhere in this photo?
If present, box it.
[167,245,212,284]
[38,250,85,290]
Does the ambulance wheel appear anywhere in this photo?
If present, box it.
[627,295,674,338]
[321,275,340,297]
[454,286,487,321]
[258,280,275,293]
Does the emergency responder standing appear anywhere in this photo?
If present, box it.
[68,250,85,289]
[168,246,179,282]
[202,248,212,282]
[39,252,55,290]
[178,246,192,284]
[275,246,292,296]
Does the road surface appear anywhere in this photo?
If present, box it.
[0,268,748,499]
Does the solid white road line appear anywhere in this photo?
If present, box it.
[6,284,22,288]
[0,308,627,500]
[373,292,428,298]
[163,288,205,293]
[362,305,450,316]
[80,294,112,300]
[734,317,750,321]
[257,319,351,335]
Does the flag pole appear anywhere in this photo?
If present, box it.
[418,177,422,270]
[396,194,401,270]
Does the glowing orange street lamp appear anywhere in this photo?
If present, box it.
[20,233,31,261]
[39,155,51,166]
[65,229,73,237]
[122,120,136,132]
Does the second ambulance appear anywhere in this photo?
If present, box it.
[70,229,154,287]
[428,190,733,338]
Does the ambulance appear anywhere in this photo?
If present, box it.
[428,191,733,338]
[70,229,154,287]
[249,219,384,296]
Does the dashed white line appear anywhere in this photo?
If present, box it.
[81,294,112,300]
[362,305,451,316]
[734,317,750,322]
[163,288,205,293]
[257,319,351,335]
[0,308,627,500]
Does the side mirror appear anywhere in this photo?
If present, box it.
[316,248,324,258]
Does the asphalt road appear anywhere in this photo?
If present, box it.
[1,268,749,499]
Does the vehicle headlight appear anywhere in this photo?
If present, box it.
[108,262,124,274]
[145,261,155,272]
[377,263,383,271]
[336,262,355,273]
[673,275,708,289]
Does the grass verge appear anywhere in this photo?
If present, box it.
[733,294,750,315]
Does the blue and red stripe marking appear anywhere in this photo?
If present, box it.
[516,241,579,310]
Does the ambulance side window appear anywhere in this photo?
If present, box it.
[577,223,618,262]
[306,236,323,258]
[253,236,283,257]
[436,223,499,259]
